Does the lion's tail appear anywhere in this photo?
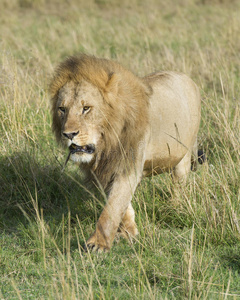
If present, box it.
[191,149,206,171]
[197,149,206,165]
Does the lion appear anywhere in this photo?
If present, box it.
[50,54,201,252]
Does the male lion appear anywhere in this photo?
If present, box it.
[50,54,201,252]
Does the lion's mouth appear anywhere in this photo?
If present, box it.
[63,143,95,170]
[69,143,95,155]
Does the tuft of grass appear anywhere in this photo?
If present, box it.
[1,0,240,299]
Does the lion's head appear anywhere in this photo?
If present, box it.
[52,79,106,164]
[50,54,151,188]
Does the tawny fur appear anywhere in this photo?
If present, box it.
[50,54,201,252]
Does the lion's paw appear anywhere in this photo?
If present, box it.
[84,233,110,253]
[117,223,139,242]
[84,242,109,253]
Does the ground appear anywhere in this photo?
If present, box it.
[0,0,240,298]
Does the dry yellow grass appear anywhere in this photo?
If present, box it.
[0,0,240,299]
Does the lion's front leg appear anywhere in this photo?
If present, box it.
[85,173,141,252]
[118,203,138,241]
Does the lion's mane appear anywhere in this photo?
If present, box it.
[50,54,152,189]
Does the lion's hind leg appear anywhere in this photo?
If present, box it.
[191,138,198,171]
[173,150,192,183]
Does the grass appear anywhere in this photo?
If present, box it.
[0,0,240,299]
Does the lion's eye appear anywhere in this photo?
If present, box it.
[82,106,91,113]
[58,107,65,113]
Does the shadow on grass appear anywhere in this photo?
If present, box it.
[219,245,240,274]
[0,151,101,233]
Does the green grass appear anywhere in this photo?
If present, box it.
[1,0,240,299]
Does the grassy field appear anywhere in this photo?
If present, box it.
[0,0,240,299]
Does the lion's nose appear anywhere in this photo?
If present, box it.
[63,131,79,140]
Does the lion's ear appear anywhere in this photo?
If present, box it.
[105,72,119,96]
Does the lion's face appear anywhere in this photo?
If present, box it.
[56,80,105,164]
